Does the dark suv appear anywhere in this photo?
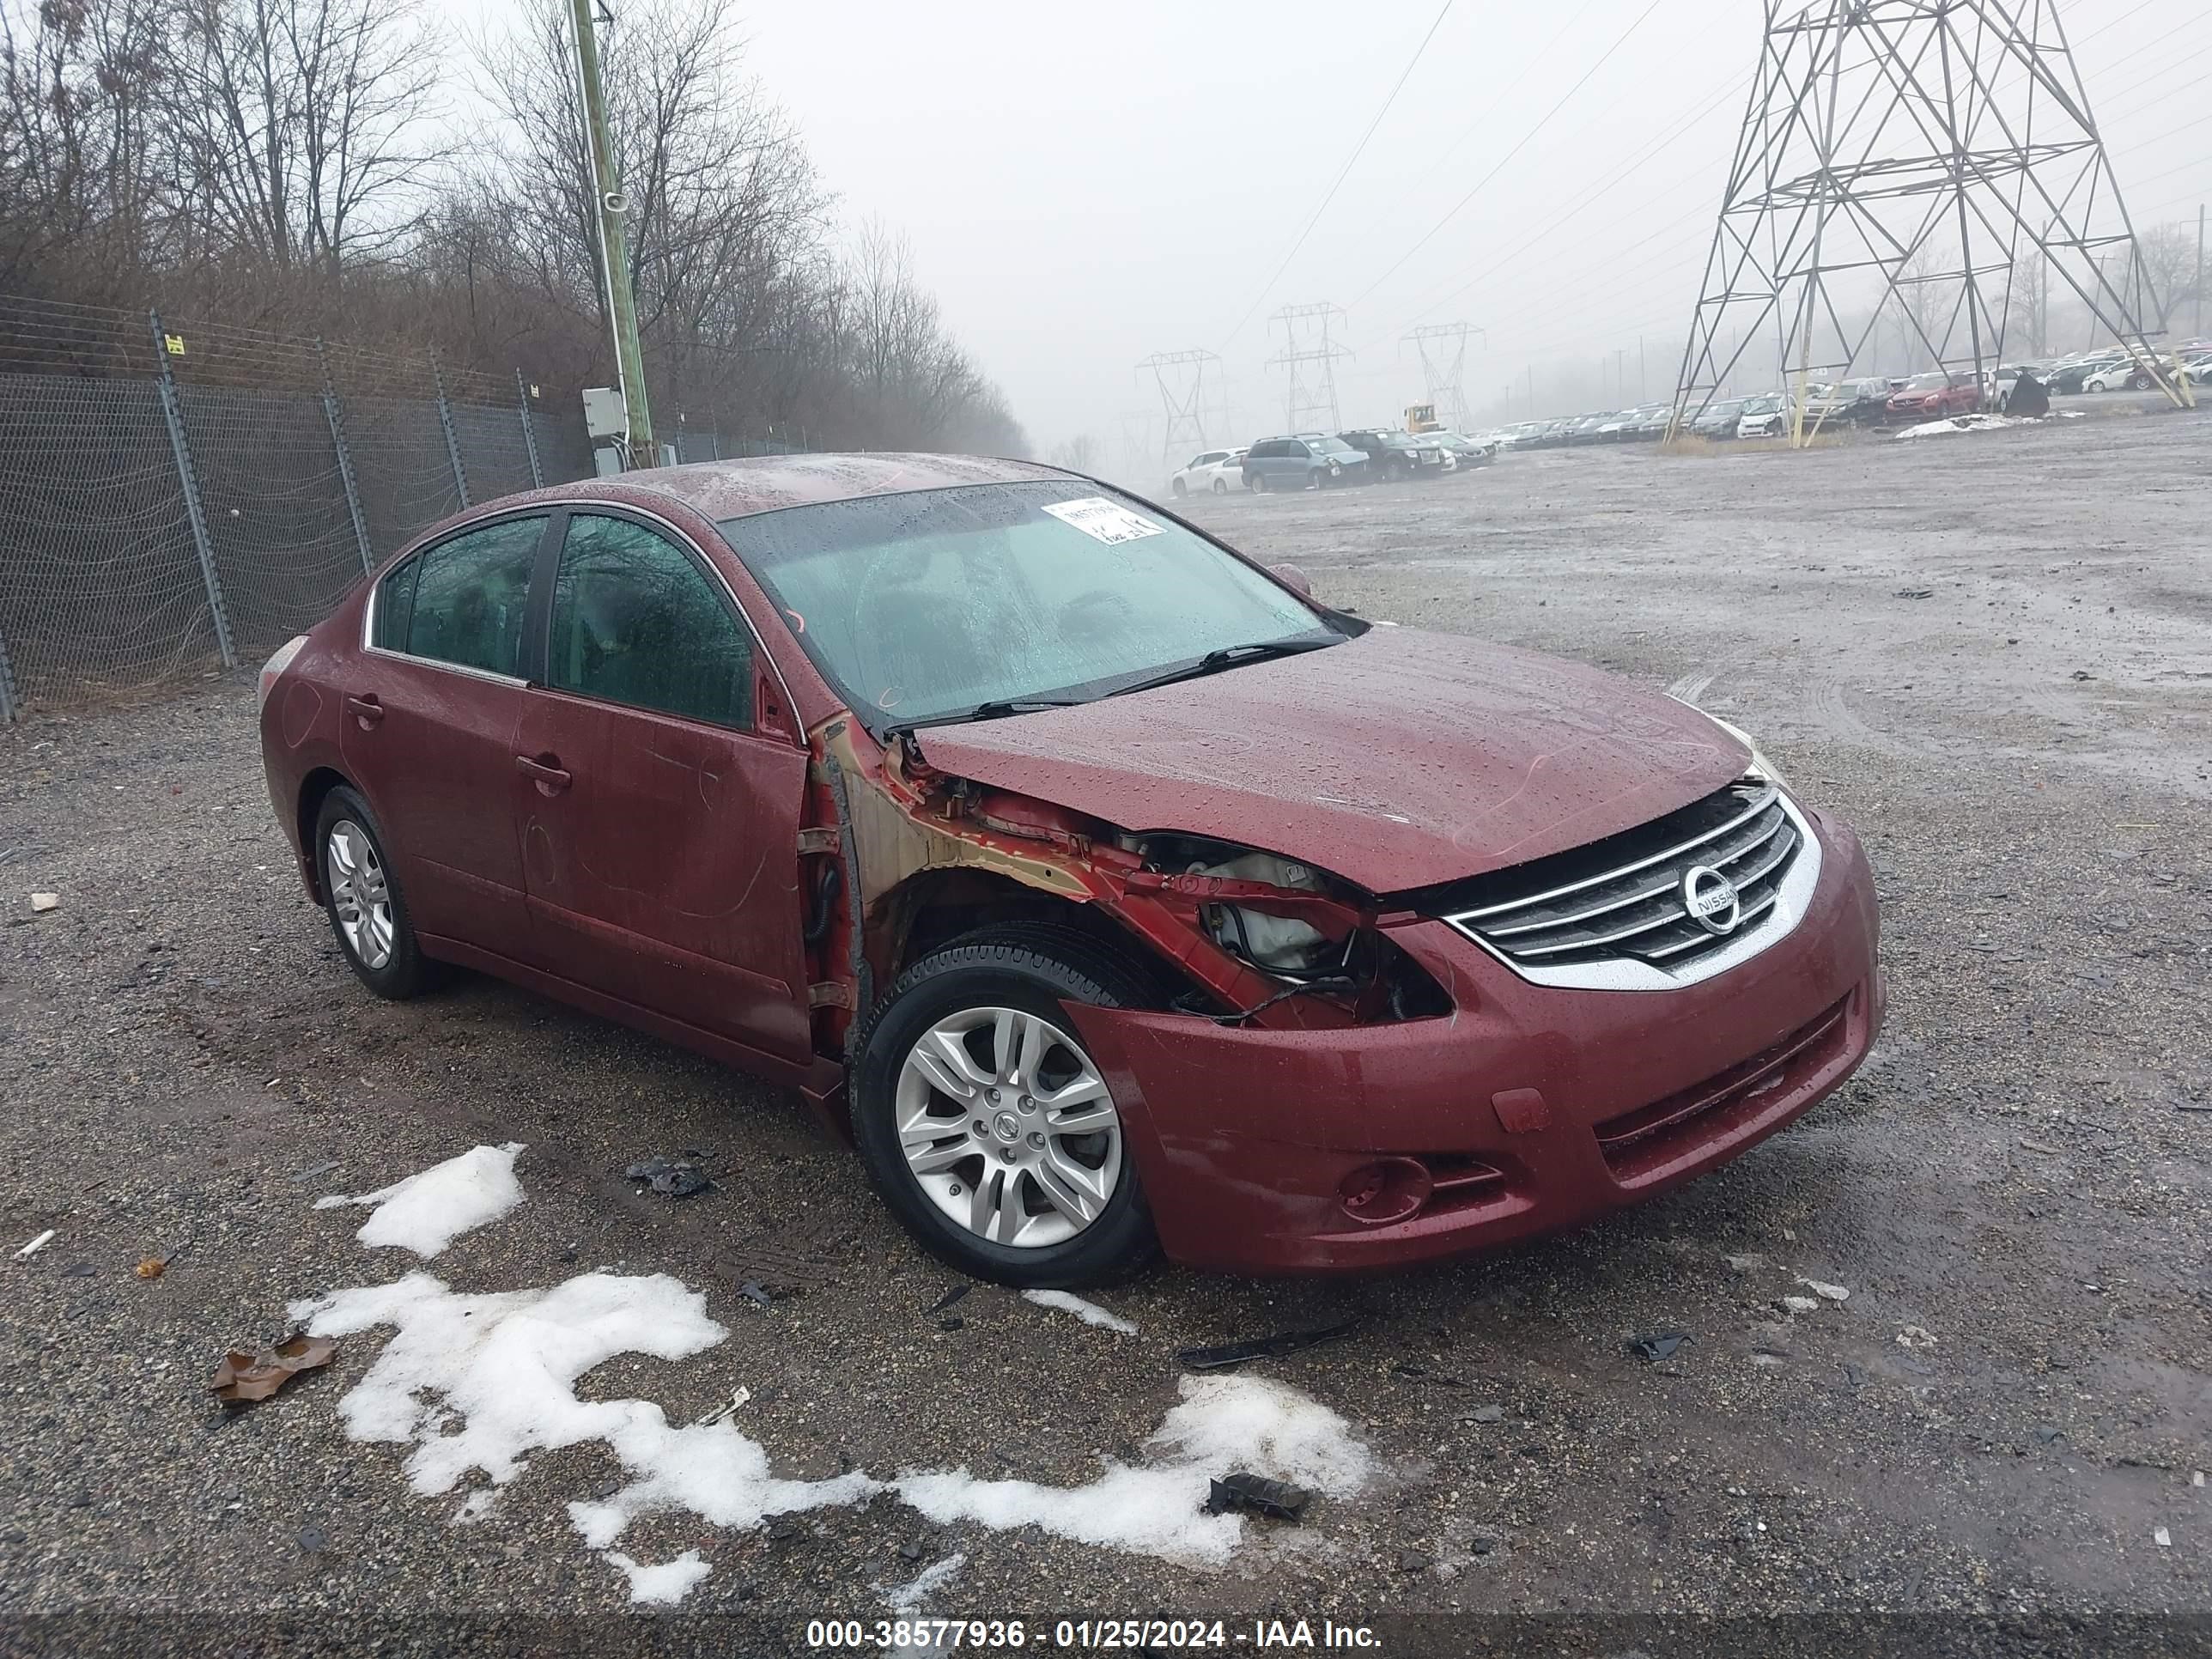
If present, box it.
[1336,428,1445,483]
[1241,434,1368,492]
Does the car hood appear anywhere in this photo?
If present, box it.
[910,628,1747,892]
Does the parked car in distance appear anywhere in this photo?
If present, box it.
[1884,372,1980,422]
[1824,377,1897,424]
[1338,427,1445,483]
[1242,434,1368,491]
[1428,430,1495,469]
[2179,353,2212,387]
[258,453,1884,1285]
[1169,447,1247,497]
[1494,422,1548,450]
[1687,398,1748,440]
[2081,354,2170,392]
[1736,394,1790,440]
[2049,353,2123,395]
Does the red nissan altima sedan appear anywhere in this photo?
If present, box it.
[258,454,1882,1285]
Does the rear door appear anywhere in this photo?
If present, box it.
[339,513,551,949]
[513,509,812,1063]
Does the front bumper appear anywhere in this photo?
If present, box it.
[1069,805,1883,1273]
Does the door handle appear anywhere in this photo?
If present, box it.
[345,694,384,727]
[514,754,572,796]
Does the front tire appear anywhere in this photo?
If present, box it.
[851,929,1159,1287]
[314,785,438,999]
[1171,478,1188,498]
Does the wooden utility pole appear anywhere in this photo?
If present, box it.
[569,0,655,468]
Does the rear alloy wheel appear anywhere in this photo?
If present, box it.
[2129,371,2152,392]
[1212,477,1229,494]
[314,785,437,999]
[852,930,1158,1286]
[1249,472,1267,493]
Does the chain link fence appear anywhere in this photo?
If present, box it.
[0,295,770,720]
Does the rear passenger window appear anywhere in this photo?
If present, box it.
[549,514,754,727]
[403,518,545,676]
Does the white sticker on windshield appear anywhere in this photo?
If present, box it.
[1041,496,1166,545]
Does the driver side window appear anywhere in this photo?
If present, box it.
[547,514,754,728]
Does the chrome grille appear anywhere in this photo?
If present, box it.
[1434,780,1807,979]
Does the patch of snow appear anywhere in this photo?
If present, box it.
[297,1267,1371,1605]
[313,1142,526,1257]
[1797,1277,1850,1301]
[1021,1289,1139,1335]
[607,1549,711,1605]
[1893,413,2044,439]
[878,1553,969,1655]
[290,1268,877,1606]
[881,1552,967,1614]
[894,1374,1372,1569]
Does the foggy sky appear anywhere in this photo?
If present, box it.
[738,0,2210,467]
[451,0,2212,469]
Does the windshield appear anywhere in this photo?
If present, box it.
[1742,397,1781,413]
[1905,372,1952,390]
[722,482,1336,731]
[1313,436,1359,457]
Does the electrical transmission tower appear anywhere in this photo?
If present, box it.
[1267,304,1352,433]
[1135,349,1221,464]
[1670,0,2192,445]
[1403,323,1485,431]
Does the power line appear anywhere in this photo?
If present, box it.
[1375,64,1753,346]
[1217,0,1456,351]
[1346,0,1670,315]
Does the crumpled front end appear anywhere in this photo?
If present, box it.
[1061,808,1883,1273]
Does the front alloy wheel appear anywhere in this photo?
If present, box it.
[896,1007,1121,1249]
[851,927,1158,1285]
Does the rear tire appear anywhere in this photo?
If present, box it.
[851,927,1161,1287]
[1212,477,1229,494]
[1249,473,1267,493]
[313,785,440,1000]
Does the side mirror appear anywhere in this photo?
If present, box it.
[1269,562,1312,598]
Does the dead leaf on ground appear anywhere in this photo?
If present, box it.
[210,1332,337,1406]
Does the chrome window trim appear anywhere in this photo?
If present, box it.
[1442,792,1825,993]
[357,501,800,733]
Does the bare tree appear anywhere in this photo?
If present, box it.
[0,0,169,295]
[163,0,447,276]
[2135,222,2202,334]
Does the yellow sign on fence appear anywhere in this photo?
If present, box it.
[163,334,185,356]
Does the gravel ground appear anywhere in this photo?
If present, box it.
[2,396,2209,1655]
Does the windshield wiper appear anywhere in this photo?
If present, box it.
[1106,637,1335,702]
[883,697,1085,738]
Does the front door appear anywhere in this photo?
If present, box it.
[513,510,812,1064]
[339,513,550,948]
